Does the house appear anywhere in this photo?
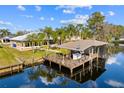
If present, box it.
[10,32,42,51]
[44,39,108,75]
[10,32,55,51]
[0,36,11,44]
[57,39,108,60]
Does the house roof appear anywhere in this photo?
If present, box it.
[2,36,11,39]
[57,40,108,51]
[10,32,39,41]
[11,31,53,42]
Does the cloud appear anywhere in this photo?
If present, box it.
[60,14,89,25]
[0,20,24,31]
[105,80,124,87]
[17,5,26,11]
[106,56,120,65]
[108,11,115,16]
[35,6,41,11]
[0,26,7,29]
[40,17,44,21]
[106,52,124,66]
[50,17,54,21]
[56,5,92,14]
[39,76,61,85]
[100,11,104,15]
[0,20,13,26]
[63,9,75,14]
[21,15,33,18]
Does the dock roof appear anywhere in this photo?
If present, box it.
[57,40,108,51]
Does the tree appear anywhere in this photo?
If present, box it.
[51,31,58,44]
[87,12,105,40]
[15,31,26,36]
[43,27,53,47]
[81,28,93,39]
[56,27,66,44]
[27,33,38,63]
[112,25,124,40]
[0,29,11,38]
[66,24,76,40]
[37,33,45,45]
[75,24,84,39]
[59,48,71,63]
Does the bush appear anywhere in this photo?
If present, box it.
[59,48,71,55]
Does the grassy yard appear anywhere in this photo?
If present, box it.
[0,45,51,67]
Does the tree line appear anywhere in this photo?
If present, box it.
[0,12,124,44]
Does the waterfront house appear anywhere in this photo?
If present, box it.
[10,32,41,51]
[44,39,108,75]
[10,32,54,51]
[57,40,108,60]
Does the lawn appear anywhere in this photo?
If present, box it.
[0,45,51,67]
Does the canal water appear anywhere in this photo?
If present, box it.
[0,45,124,88]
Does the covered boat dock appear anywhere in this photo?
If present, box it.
[44,40,108,76]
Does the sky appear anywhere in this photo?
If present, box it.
[0,5,124,33]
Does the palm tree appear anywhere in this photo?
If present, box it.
[43,27,53,47]
[27,33,38,63]
[51,31,58,44]
[76,24,84,39]
[56,27,66,45]
[81,28,93,39]
[66,24,76,41]
[37,33,45,46]
[0,29,11,38]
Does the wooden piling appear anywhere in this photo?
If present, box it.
[97,47,99,71]
[59,64,61,71]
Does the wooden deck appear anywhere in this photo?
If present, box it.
[0,58,44,77]
[0,63,23,77]
[44,53,98,70]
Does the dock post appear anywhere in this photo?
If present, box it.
[90,60,93,77]
[83,63,85,76]
[75,75,76,81]
[59,64,61,71]
[97,47,99,71]
[90,47,93,76]
[70,69,73,77]
[80,72,82,81]
[50,61,51,67]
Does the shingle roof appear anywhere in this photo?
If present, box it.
[57,40,108,51]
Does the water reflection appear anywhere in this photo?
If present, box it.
[0,45,124,88]
[27,58,106,85]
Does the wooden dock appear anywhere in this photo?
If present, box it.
[44,53,100,76]
[0,63,23,77]
[0,58,44,77]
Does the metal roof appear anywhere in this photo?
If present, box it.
[10,32,39,41]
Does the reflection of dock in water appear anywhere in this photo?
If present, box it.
[43,58,106,84]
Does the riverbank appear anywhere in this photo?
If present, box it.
[0,45,50,67]
[0,45,54,76]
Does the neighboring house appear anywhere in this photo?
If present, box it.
[10,32,41,51]
[10,32,54,51]
[0,36,11,44]
[66,36,81,42]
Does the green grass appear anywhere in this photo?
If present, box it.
[0,46,17,67]
[0,45,51,67]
